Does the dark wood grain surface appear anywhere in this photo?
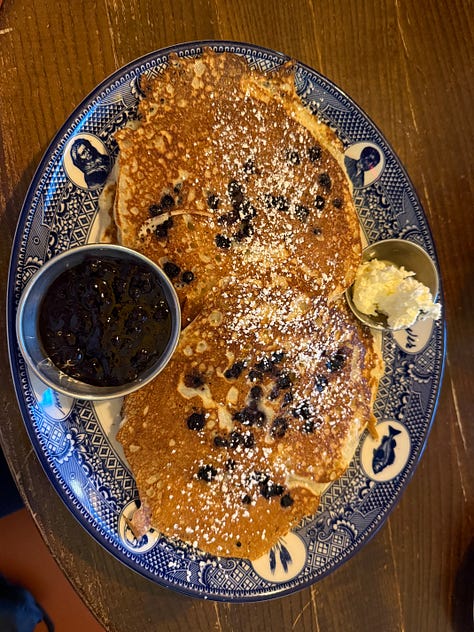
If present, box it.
[0,1,472,630]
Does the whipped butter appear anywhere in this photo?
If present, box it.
[352,258,441,329]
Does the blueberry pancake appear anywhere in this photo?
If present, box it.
[113,49,383,560]
[113,49,361,324]
[117,279,382,560]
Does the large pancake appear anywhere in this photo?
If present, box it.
[113,49,383,560]
[113,49,361,324]
[117,279,382,560]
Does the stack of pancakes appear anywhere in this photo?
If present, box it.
[113,49,383,560]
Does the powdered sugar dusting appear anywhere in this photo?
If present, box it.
[115,49,381,560]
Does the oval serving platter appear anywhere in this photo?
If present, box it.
[7,40,445,601]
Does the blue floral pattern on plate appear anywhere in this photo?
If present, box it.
[7,40,445,601]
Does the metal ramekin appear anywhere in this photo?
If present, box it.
[345,238,440,331]
[16,244,181,400]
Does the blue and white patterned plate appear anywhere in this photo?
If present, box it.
[7,41,446,601]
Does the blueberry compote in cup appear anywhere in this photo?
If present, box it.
[16,244,181,400]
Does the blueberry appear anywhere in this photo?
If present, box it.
[308,145,321,162]
[215,234,231,249]
[247,368,263,382]
[292,402,312,420]
[187,412,205,431]
[318,173,331,189]
[181,270,194,284]
[234,220,254,241]
[286,150,301,165]
[149,204,161,217]
[149,194,175,216]
[276,373,292,390]
[184,373,205,388]
[155,217,174,239]
[250,385,263,400]
[233,407,266,427]
[197,464,218,481]
[230,429,255,450]
[128,305,147,323]
[270,350,285,363]
[280,494,294,508]
[270,416,289,438]
[326,351,345,373]
[294,204,310,222]
[268,386,280,401]
[160,194,175,211]
[163,261,180,279]
[213,435,229,448]
[224,361,245,379]
[332,198,342,208]
[282,391,293,406]
[241,494,252,505]
[314,195,325,210]
[132,273,152,295]
[132,348,151,369]
[243,431,255,449]
[207,193,220,210]
[266,195,289,212]
[228,180,244,205]
[218,210,240,226]
[229,431,243,449]
[255,356,273,372]
[315,374,328,392]
[271,483,285,497]
[259,476,284,499]
[301,419,316,433]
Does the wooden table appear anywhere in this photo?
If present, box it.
[1,1,472,630]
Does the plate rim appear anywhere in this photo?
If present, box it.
[6,39,447,602]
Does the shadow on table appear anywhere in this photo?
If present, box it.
[452,539,474,632]
[0,446,23,519]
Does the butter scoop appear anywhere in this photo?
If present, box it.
[346,239,441,331]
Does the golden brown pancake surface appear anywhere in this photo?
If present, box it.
[117,280,382,560]
[113,49,383,560]
[114,49,361,324]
